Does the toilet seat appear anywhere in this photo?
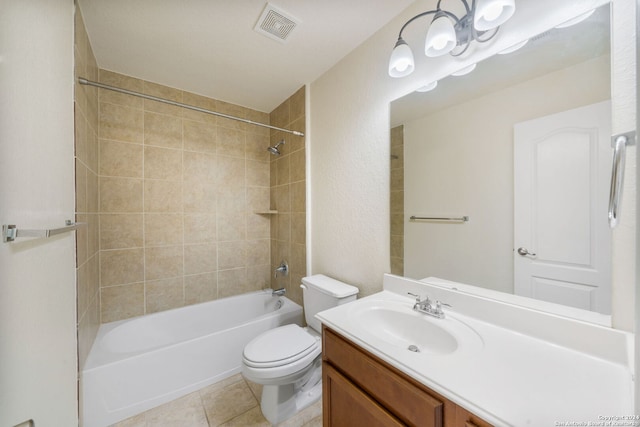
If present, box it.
[243,324,320,368]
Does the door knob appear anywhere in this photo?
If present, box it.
[517,247,536,257]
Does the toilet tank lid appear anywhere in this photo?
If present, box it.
[301,274,359,298]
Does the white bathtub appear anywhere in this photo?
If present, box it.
[81,290,303,427]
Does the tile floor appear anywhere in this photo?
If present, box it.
[111,373,322,427]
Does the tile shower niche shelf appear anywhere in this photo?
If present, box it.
[254,210,279,215]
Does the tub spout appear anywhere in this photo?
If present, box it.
[272,288,286,297]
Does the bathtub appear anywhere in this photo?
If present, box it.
[81,290,303,427]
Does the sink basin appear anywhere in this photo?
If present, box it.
[352,305,457,354]
[347,298,483,356]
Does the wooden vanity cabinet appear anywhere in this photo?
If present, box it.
[322,326,493,427]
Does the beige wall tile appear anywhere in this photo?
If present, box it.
[76,160,87,213]
[100,177,143,212]
[100,248,144,286]
[246,239,270,266]
[218,188,247,215]
[144,146,182,180]
[182,92,217,125]
[291,181,305,213]
[183,120,216,153]
[270,99,289,129]
[144,180,183,212]
[291,213,306,245]
[146,277,184,313]
[183,180,217,213]
[87,170,99,214]
[216,101,247,131]
[146,245,184,280]
[184,243,217,275]
[246,132,270,162]
[183,151,216,182]
[100,102,143,143]
[100,139,143,178]
[99,70,144,108]
[184,213,216,244]
[277,213,290,242]
[76,213,88,267]
[275,184,291,213]
[217,212,246,242]
[143,81,183,117]
[217,127,245,158]
[287,120,306,153]
[145,214,184,247]
[218,241,247,270]
[276,155,289,185]
[86,128,99,173]
[100,214,143,250]
[247,187,270,212]
[75,108,88,165]
[184,273,217,305]
[87,213,100,256]
[217,156,245,189]
[144,111,182,149]
[101,283,145,323]
[247,214,270,240]
[290,149,305,182]
[217,268,251,299]
[246,160,269,186]
[247,265,270,290]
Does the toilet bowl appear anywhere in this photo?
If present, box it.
[241,274,358,424]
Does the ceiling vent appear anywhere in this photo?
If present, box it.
[254,3,299,43]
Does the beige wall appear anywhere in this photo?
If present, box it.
[269,88,307,306]
[75,5,101,370]
[403,56,610,293]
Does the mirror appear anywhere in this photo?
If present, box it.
[390,5,612,316]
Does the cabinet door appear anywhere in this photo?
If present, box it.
[323,363,404,427]
[455,406,493,427]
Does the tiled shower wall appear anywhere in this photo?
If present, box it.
[75,7,100,369]
[390,125,404,276]
[269,89,306,306]
[74,5,306,369]
[96,70,279,323]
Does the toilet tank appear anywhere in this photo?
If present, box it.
[301,274,359,333]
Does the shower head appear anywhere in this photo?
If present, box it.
[267,140,285,156]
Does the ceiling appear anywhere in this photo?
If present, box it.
[78,0,415,113]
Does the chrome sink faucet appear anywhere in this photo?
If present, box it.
[407,293,450,319]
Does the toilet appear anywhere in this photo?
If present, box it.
[242,274,358,424]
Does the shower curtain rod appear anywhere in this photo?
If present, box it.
[77,78,305,137]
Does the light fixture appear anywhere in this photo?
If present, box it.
[451,63,476,76]
[416,81,438,92]
[555,9,595,29]
[388,0,516,78]
[498,38,528,54]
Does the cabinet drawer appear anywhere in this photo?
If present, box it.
[323,327,443,427]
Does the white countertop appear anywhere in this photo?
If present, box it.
[316,275,635,426]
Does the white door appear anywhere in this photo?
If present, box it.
[513,101,612,314]
[0,1,78,426]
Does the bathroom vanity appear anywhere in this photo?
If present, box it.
[322,326,491,426]
[317,274,635,426]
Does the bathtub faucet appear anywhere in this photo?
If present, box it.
[272,288,286,297]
